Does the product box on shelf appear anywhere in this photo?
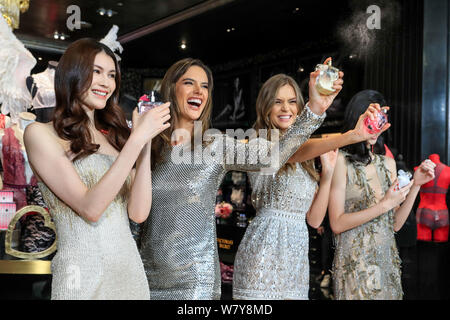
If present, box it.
[0,190,14,203]
[0,202,16,230]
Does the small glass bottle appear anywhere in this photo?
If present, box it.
[315,59,340,95]
[364,109,388,134]
[138,90,163,114]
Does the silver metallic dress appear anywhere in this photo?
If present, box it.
[332,151,402,300]
[140,105,325,300]
[38,154,150,300]
[232,163,318,299]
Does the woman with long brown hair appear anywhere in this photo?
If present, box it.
[231,74,389,300]
[23,38,170,299]
[138,57,343,299]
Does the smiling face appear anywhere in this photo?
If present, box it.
[80,51,116,111]
[175,65,209,123]
[269,84,299,131]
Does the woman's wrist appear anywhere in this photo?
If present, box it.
[377,199,389,215]
[345,129,361,144]
[128,131,147,151]
[320,169,334,181]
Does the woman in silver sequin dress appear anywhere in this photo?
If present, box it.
[139,58,343,300]
[23,39,170,299]
[232,74,385,300]
[329,90,435,300]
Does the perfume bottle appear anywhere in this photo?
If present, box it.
[315,59,340,95]
[364,109,388,134]
[138,90,163,114]
[397,170,412,189]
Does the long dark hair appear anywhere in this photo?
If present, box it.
[341,89,387,165]
[53,38,130,161]
[151,58,214,168]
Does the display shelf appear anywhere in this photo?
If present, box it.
[0,260,51,275]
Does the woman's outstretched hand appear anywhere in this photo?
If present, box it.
[350,103,391,142]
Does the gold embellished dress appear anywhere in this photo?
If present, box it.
[38,153,150,300]
[140,105,325,300]
[332,151,402,300]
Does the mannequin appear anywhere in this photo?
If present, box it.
[26,61,57,123]
[416,154,450,242]
[0,111,37,207]
[415,153,450,300]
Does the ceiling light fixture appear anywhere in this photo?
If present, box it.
[180,43,187,50]
[97,7,117,17]
[52,31,69,40]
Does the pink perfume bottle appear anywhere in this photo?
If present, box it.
[138,90,163,114]
[364,109,388,134]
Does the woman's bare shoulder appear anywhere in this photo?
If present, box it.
[24,122,68,152]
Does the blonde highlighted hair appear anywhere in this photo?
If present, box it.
[253,74,319,181]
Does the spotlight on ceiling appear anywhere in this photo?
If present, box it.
[349,54,357,59]
[297,66,305,73]
[106,9,117,17]
[180,43,187,50]
[97,8,106,16]
[52,31,69,40]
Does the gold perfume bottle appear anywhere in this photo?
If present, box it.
[315,59,339,95]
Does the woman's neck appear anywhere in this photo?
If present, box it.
[82,105,96,130]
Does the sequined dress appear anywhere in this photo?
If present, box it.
[232,163,317,299]
[332,151,402,300]
[38,153,150,300]
[140,105,325,300]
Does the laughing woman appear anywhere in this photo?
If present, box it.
[23,38,170,299]
[139,57,343,299]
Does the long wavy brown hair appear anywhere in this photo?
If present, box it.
[151,58,214,168]
[253,74,319,181]
[53,38,130,162]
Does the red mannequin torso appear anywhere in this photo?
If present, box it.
[416,154,450,242]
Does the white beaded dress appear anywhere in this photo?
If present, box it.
[232,163,317,299]
[38,153,150,300]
